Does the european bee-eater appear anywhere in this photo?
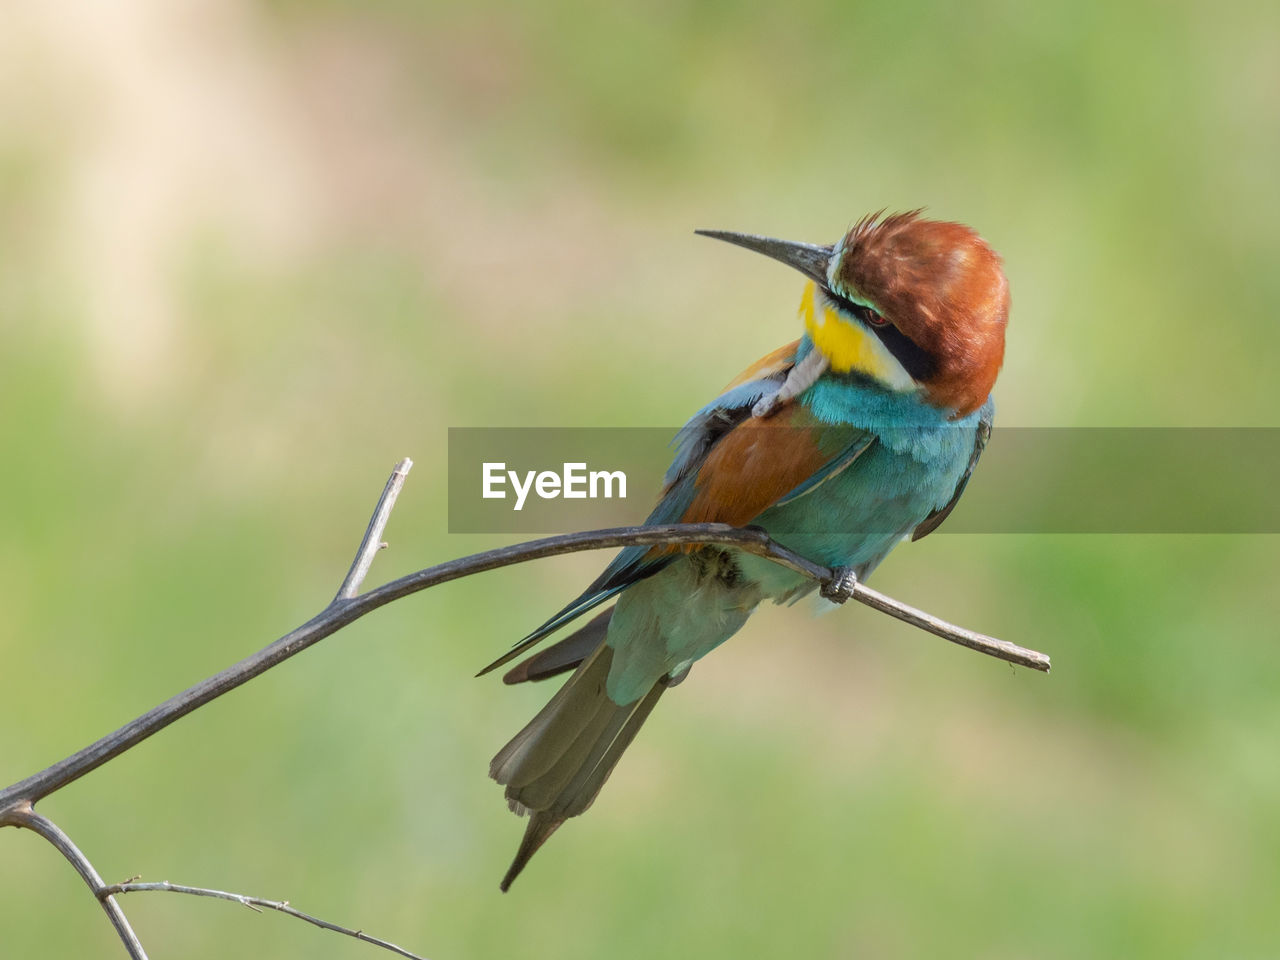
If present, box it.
[479,211,1010,890]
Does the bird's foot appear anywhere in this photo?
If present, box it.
[751,348,830,419]
[751,392,783,419]
[820,566,858,604]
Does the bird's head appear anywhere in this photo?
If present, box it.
[698,211,1009,416]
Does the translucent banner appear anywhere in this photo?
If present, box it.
[447,427,1280,534]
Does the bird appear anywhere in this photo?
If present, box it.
[478,210,1010,891]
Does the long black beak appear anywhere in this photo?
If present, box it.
[695,230,833,287]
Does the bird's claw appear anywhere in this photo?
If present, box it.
[751,392,783,419]
[820,566,858,603]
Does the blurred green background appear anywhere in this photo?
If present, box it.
[2,0,1279,957]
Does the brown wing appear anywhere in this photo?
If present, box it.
[680,402,849,527]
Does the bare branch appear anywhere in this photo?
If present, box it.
[101,881,428,960]
[1,804,148,960]
[833,577,1046,668]
[336,457,413,601]
[817,566,1044,670]
[1,487,1048,814]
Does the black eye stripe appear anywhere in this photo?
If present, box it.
[868,318,937,381]
[821,286,938,381]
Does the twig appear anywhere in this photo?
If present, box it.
[336,458,413,601]
[1,803,148,960]
[819,566,1048,670]
[100,881,428,960]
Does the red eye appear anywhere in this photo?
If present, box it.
[863,307,887,327]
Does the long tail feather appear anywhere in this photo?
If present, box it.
[500,815,562,893]
[490,641,665,890]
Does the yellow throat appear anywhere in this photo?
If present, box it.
[799,281,913,389]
